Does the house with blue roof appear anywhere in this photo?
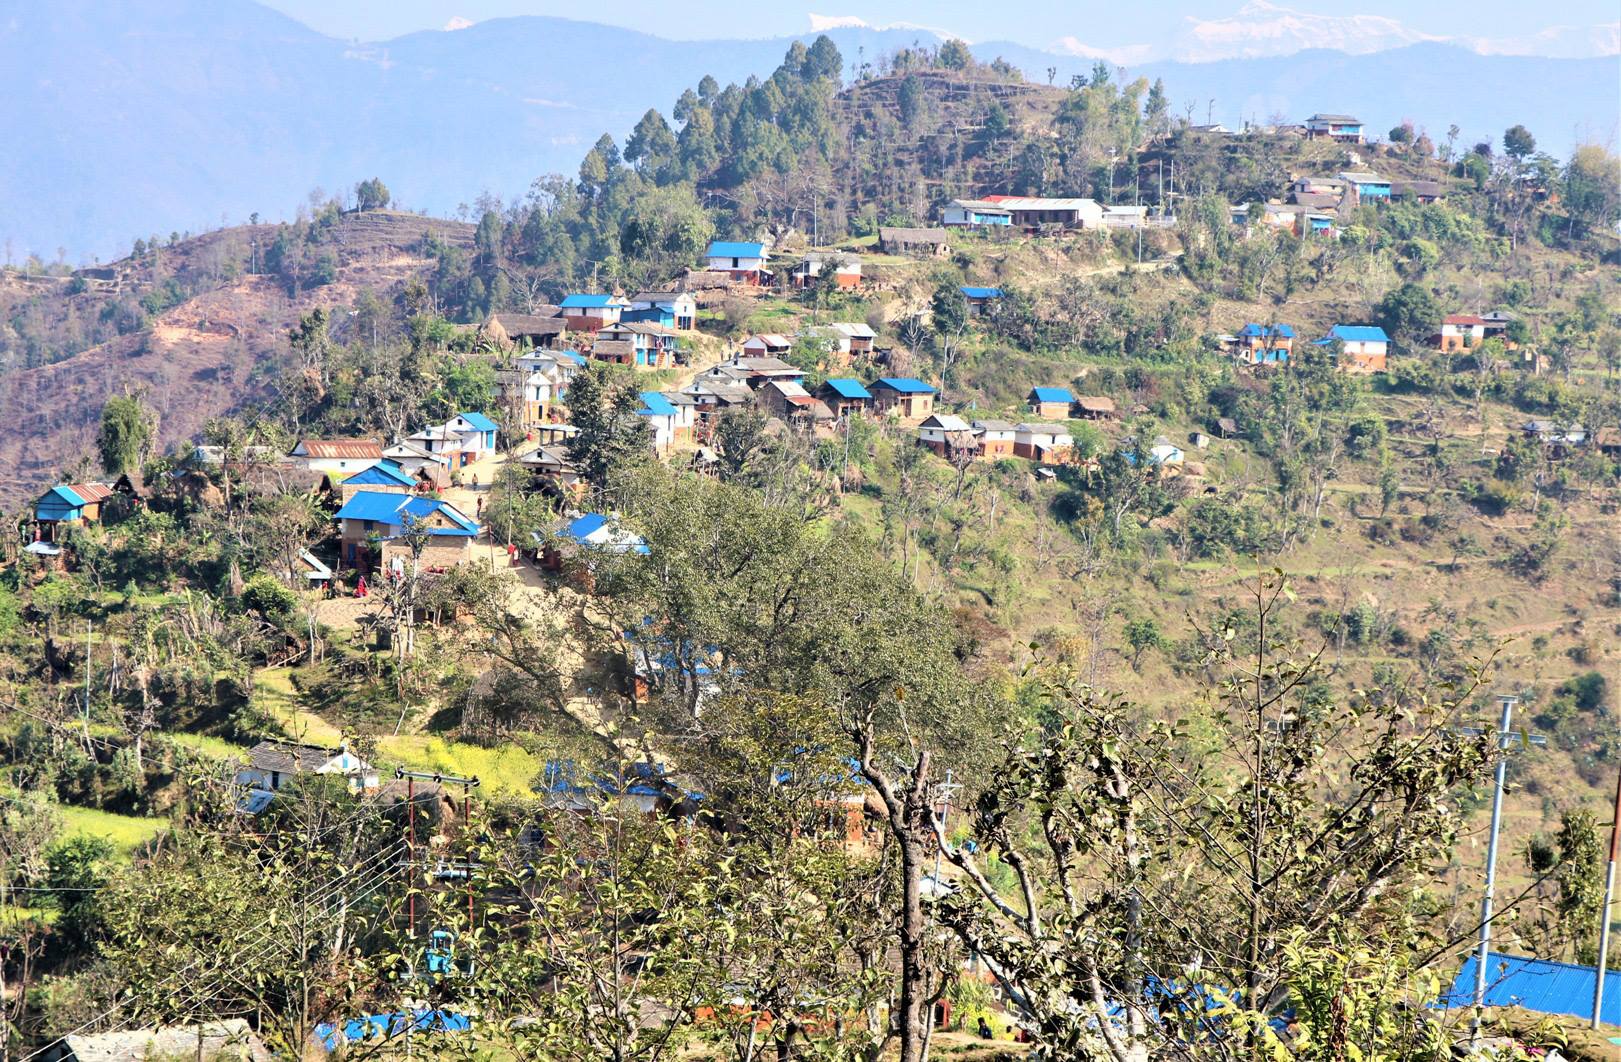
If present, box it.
[817,378,873,419]
[536,512,650,577]
[635,391,690,452]
[624,290,697,330]
[1028,386,1075,418]
[1339,171,1391,201]
[960,286,1005,315]
[33,482,114,540]
[558,293,629,331]
[704,240,769,282]
[1232,323,1295,365]
[1440,951,1620,1026]
[334,491,479,572]
[1315,324,1389,373]
[405,414,498,471]
[340,460,418,499]
[870,378,937,421]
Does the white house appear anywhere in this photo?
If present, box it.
[381,440,450,478]
[942,199,1015,227]
[791,253,862,289]
[1013,423,1074,462]
[741,333,794,358]
[237,741,378,795]
[917,413,977,456]
[1148,435,1186,465]
[704,240,769,281]
[286,439,383,477]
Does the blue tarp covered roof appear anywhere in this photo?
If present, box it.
[1440,952,1619,1025]
[875,377,935,395]
[1031,386,1074,403]
[823,378,872,399]
[707,240,765,258]
[316,1009,471,1053]
[960,286,1004,299]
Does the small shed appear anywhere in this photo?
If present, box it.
[1027,387,1074,419]
[1074,395,1117,420]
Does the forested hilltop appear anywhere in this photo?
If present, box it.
[1,35,1619,1061]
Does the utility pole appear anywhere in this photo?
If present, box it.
[1472,696,1545,1015]
[1592,756,1621,1028]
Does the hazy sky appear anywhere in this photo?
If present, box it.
[259,0,1619,49]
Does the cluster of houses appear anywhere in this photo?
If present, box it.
[1219,322,1392,373]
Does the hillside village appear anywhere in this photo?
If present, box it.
[0,33,1619,1062]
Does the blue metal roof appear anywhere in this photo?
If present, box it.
[707,241,765,258]
[1239,323,1295,338]
[637,391,678,417]
[1440,952,1619,1026]
[1319,324,1389,344]
[960,286,1004,299]
[557,351,586,366]
[1031,386,1074,403]
[342,461,414,487]
[824,378,872,399]
[335,492,478,535]
[563,513,609,543]
[455,411,499,432]
[876,377,936,395]
[561,293,615,308]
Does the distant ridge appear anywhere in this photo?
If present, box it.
[0,0,1615,261]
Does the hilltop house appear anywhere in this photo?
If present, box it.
[1438,314,1486,352]
[559,293,629,332]
[1231,324,1295,365]
[333,491,480,572]
[825,322,876,355]
[237,741,378,795]
[942,199,1014,227]
[624,290,697,330]
[704,241,769,283]
[817,378,872,420]
[517,445,583,492]
[1028,386,1075,419]
[877,226,950,256]
[791,253,862,289]
[287,439,383,477]
[960,286,1004,315]
[972,419,1017,457]
[1305,113,1364,142]
[758,380,835,431]
[1013,423,1074,463]
[405,413,497,470]
[33,483,114,540]
[537,512,649,574]
[697,356,804,390]
[980,195,1104,229]
[635,392,682,453]
[870,378,936,421]
[1318,325,1390,373]
[917,413,978,458]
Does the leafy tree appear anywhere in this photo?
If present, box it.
[1502,124,1536,161]
[929,281,969,382]
[624,108,677,173]
[563,363,651,497]
[938,39,972,70]
[1122,617,1163,669]
[96,391,156,475]
[354,177,391,211]
[1376,281,1439,349]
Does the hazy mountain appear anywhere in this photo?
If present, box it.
[0,0,1615,262]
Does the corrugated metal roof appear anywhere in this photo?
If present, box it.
[296,439,383,459]
[707,241,765,258]
[342,461,414,486]
[561,293,617,308]
[1441,952,1620,1025]
[1031,387,1074,403]
[637,391,678,417]
[1322,325,1390,343]
[960,286,1004,299]
[823,378,872,399]
[874,378,935,395]
[1239,323,1295,338]
[454,412,499,432]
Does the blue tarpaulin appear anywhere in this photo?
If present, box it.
[315,1009,471,1052]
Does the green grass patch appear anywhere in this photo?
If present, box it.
[254,667,343,745]
[373,736,544,796]
[59,805,167,854]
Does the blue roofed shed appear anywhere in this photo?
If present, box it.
[342,461,416,490]
[871,378,937,420]
[1029,386,1075,415]
[1440,952,1619,1026]
[560,294,616,309]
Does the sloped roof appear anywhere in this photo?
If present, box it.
[1016,422,1071,435]
[637,392,678,417]
[767,380,812,399]
[335,492,478,535]
[822,378,872,400]
[878,226,950,244]
[1441,951,1619,1025]
[1443,314,1485,326]
[561,293,619,309]
[1030,386,1074,403]
[1239,323,1295,338]
[921,414,971,432]
[973,419,1018,432]
[874,377,935,395]
[707,240,765,258]
[1075,395,1116,413]
[591,339,636,359]
[1307,113,1361,122]
[246,741,354,775]
[454,412,499,432]
[342,461,415,487]
[489,313,565,335]
[960,286,1004,299]
[1320,325,1390,344]
[294,439,383,460]
[830,322,876,339]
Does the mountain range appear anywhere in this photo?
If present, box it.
[0,0,1616,263]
